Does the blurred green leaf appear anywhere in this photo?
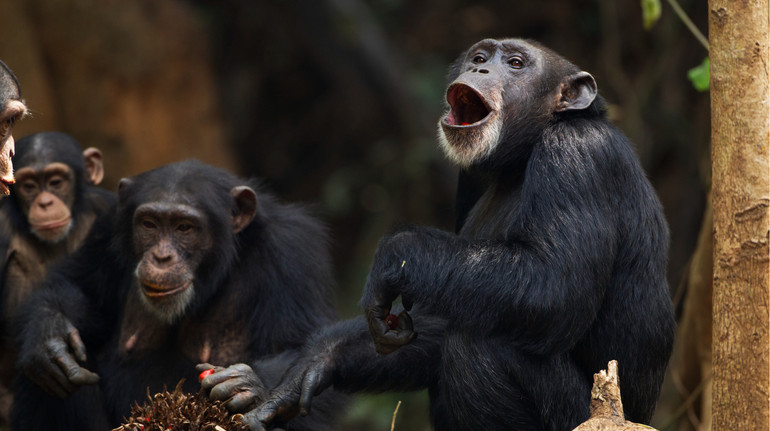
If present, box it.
[687,57,710,92]
[641,0,662,30]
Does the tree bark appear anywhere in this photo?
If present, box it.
[709,1,770,429]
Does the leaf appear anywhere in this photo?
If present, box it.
[687,57,710,92]
[641,0,662,30]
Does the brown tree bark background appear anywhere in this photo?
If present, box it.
[709,0,769,429]
[0,0,235,182]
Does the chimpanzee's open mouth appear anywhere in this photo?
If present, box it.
[142,281,192,298]
[442,83,492,127]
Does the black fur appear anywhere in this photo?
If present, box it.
[12,161,346,430]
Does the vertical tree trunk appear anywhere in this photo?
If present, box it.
[709,1,770,429]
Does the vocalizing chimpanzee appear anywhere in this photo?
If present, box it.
[12,160,347,430]
[0,61,28,196]
[204,38,676,431]
[0,132,115,423]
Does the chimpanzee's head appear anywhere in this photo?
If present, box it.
[438,38,598,169]
[0,60,28,195]
[117,161,257,323]
[12,132,104,243]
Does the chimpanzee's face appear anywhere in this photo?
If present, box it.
[438,38,596,169]
[132,198,214,322]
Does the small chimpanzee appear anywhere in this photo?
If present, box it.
[0,61,28,196]
[12,160,347,430]
[204,39,675,431]
[0,132,115,305]
[0,132,115,423]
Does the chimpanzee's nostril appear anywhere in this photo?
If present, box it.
[478,69,489,74]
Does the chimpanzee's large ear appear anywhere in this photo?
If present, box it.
[555,71,597,112]
[231,186,258,233]
[117,177,134,202]
[82,147,104,185]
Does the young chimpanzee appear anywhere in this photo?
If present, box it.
[0,132,114,423]
[0,61,28,196]
[204,39,675,431]
[0,132,114,305]
[12,161,347,430]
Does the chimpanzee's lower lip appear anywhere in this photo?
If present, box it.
[142,281,192,298]
[0,176,14,193]
[32,217,71,231]
[441,113,494,128]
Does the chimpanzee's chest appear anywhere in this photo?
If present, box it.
[113,286,251,365]
[97,286,253,424]
[460,183,522,239]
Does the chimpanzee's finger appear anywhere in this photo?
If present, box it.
[54,350,99,386]
[226,391,259,413]
[397,309,414,332]
[210,377,248,401]
[66,327,88,363]
[240,410,269,431]
[199,364,247,391]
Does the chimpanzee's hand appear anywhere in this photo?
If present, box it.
[18,314,99,398]
[361,231,419,354]
[198,363,268,413]
[238,351,335,431]
[364,306,416,355]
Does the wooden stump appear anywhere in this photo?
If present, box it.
[572,361,659,431]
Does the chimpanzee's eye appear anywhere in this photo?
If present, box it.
[472,54,487,64]
[48,175,67,190]
[21,180,38,195]
[508,56,524,69]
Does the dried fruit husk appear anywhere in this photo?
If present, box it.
[113,380,249,431]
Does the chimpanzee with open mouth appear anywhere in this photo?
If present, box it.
[202,38,675,431]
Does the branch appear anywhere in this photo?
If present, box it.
[665,0,710,51]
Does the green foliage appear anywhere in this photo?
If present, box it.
[687,57,710,92]
[641,0,662,30]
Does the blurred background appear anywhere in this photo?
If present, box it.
[0,0,711,430]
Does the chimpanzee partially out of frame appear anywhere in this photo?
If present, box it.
[0,60,28,196]
[0,132,115,423]
[204,38,676,431]
[12,160,347,430]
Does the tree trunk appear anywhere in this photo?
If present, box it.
[708,1,770,429]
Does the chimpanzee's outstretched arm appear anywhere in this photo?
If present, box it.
[224,312,445,430]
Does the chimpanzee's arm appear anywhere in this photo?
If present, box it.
[14,213,126,396]
[209,311,446,430]
[363,126,624,356]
